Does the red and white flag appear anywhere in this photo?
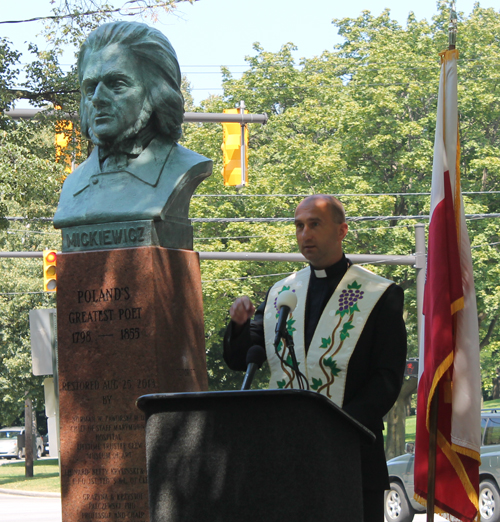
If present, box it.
[414,49,481,522]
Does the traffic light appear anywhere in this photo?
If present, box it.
[55,120,74,173]
[55,106,81,174]
[221,108,248,186]
[404,358,419,378]
[43,250,57,292]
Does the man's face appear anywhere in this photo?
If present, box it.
[294,197,348,269]
[81,44,149,144]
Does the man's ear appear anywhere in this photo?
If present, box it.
[339,223,348,241]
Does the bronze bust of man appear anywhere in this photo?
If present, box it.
[53,21,212,250]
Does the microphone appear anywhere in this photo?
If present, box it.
[241,345,267,390]
[274,290,298,347]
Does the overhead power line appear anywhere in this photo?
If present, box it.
[0,1,178,25]
[191,213,500,223]
[193,223,422,241]
[193,191,500,198]
[2,212,499,225]
[202,271,294,283]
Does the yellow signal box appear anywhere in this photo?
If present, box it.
[43,250,57,292]
[221,108,249,186]
[55,106,81,174]
[55,120,74,173]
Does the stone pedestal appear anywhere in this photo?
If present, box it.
[57,246,208,522]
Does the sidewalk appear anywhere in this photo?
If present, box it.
[0,490,62,522]
[0,487,60,497]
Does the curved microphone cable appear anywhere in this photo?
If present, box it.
[274,290,309,390]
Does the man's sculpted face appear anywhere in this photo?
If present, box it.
[294,197,348,269]
[81,44,150,144]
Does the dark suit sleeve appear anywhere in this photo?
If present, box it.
[223,296,268,372]
[342,284,407,432]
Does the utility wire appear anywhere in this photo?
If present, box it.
[193,191,500,198]
[6,230,60,235]
[0,291,49,295]
[202,271,295,283]
[191,214,500,223]
[0,1,177,25]
[1,213,496,225]
[193,77,500,90]
[471,241,500,249]
[193,223,423,241]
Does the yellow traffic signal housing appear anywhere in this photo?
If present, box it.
[221,108,249,186]
[55,120,73,173]
[55,106,82,174]
[43,250,57,292]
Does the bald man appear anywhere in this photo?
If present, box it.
[224,195,407,522]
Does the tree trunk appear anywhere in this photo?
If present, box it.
[385,377,418,460]
[492,368,500,399]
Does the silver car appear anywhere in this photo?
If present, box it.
[385,409,500,522]
[0,426,45,459]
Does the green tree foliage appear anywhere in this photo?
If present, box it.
[0,141,63,426]
[182,3,500,397]
[0,39,20,116]
[1,1,500,427]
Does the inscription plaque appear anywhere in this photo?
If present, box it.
[57,247,208,521]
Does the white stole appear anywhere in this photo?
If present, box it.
[263,265,392,406]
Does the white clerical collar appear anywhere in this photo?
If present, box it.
[310,255,350,280]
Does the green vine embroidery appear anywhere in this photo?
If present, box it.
[311,377,323,390]
[317,280,365,397]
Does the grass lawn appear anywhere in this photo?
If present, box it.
[0,458,60,493]
[483,398,500,410]
[387,398,500,447]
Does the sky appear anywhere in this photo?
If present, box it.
[1,0,498,106]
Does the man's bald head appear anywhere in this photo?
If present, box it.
[294,194,348,269]
[296,195,346,224]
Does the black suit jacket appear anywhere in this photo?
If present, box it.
[224,269,407,491]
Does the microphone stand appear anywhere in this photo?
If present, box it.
[274,330,309,391]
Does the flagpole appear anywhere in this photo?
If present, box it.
[426,389,439,522]
[448,1,457,50]
[425,5,458,522]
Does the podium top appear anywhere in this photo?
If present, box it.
[137,388,375,443]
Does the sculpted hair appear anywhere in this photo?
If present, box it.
[78,21,184,141]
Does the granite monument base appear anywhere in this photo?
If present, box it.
[57,246,208,522]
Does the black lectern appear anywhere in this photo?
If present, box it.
[137,389,374,522]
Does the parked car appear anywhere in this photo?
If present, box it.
[0,427,45,459]
[385,409,500,522]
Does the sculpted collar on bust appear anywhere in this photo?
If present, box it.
[72,137,175,196]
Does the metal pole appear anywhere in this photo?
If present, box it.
[238,101,246,188]
[448,1,457,50]
[5,108,269,125]
[0,252,43,258]
[427,388,439,522]
[24,394,33,477]
[415,224,426,349]
[0,251,416,264]
[184,111,268,124]
[50,311,62,476]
